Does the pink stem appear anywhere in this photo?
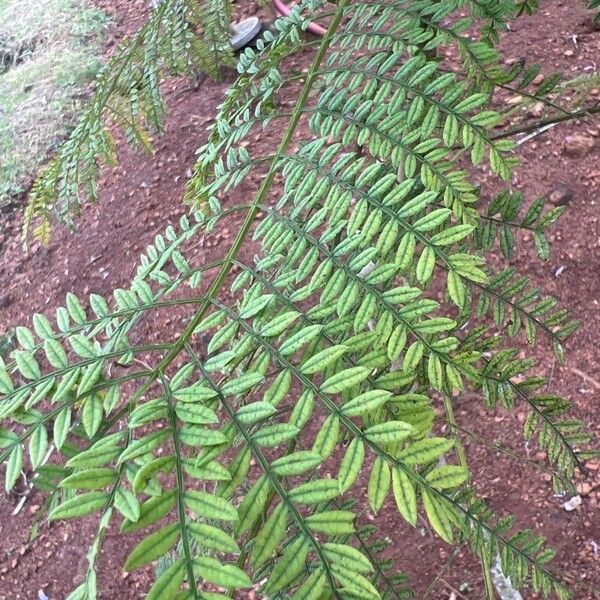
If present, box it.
[272,0,327,37]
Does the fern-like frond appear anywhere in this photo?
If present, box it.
[23,0,234,243]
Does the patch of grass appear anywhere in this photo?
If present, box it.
[0,0,109,205]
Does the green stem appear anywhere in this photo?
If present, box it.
[442,394,468,470]
[482,554,496,600]
[161,376,198,597]
[135,0,350,389]
[490,103,600,141]
[441,395,497,598]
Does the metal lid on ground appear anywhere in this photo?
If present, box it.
[230,17,262,51]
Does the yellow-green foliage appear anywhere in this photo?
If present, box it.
[0,0,108,203]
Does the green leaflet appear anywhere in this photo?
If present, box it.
[271,450,323,476]
[425,465,469,489]
[321,367,370,393]
[118,430,171,463]
[236,401,277,424]
[301,344,348,375]
[397,190,438,217]
[290,568,327,600]
[175,403,218,425]
[342,390,392,416]
[332,565,381,599]
[184,490,238,521]
[338,437,365,493]
[264,370,292,406]
[14,351,41,380]
[252,501,288,568]
[129,399,166,429]
[133,456,175,493]
[279,325,322,356]
[239,294,274,318]
[312,414,340,459]
[289,390,314,428]
[53,407,71,451]
[179,425,228,447]
[221,373,264,396]
[236,475,269,535]
[194,556,252,589]
[194,310,225,334]
[189,522,240,553]
[121,491,176,533]
[60,468,116,490]
[413,208,451,232]
[289,478,340,505]
[403,341,425,372]
[253,423,300,447]
[398,437,454,465]
[125,522,179,570]
[28,425,48,470]
[183,458,231,481]
[422,490,454,543]
[67,439,122,469]
[115,488,140,522]
[364,421,413,444]
[82,396,103,438]
[49,491,109,521]
[32,313,54,339]
[44,339,68,368]
[69,335,98,359]
[391,467,417,526]
[5,444,22,492]
[66,293,87,324]
[367,455,391,513]
[207,320,238,354]
[204,350,236,372]
[15,321,37,349]
[430,224,475,246]
[146,560,185,600]
[306,510,355,535]
[173,385,218,403]
[0,367,13,394]
[387,325,408,360]
[259,311,300,337]
[264,536,310,596]
[323,542,373,573]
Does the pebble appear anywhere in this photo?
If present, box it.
[564,495,582,511]
[577,482,593,496]
[563,134,596,157]
[530,101,545,117]
[547,184,574,206]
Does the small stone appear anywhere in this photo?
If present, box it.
[577,482,593,496]
[535,450,547,461]
[563,134,596,157]
[533,73,545,85]
[507,95,524,105]
[564,49,575,57]
[586,460,600,471]
[564,495,582,511]
[547,184,574,206]
[530,101,544,117]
